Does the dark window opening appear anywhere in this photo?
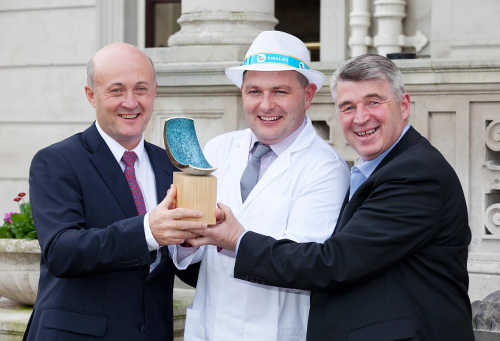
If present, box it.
[145,0,181,48]
[275,0,320,61]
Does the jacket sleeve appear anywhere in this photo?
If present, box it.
[30,147,152,278]
[234,165,446,291]
[174,261,201,287]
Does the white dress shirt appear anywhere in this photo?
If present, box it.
[95,122,160,268]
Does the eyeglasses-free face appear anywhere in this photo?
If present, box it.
[336,78,410,161]
[241,70,316,145]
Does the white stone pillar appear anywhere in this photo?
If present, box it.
[321,0,348,61]
[97,0,126,47]
[348,0,372,57]
[373,0,406,56]
[372,0,428,57]
[162,0,277,62]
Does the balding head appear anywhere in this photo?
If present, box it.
[84,42,158,150]
[86,43,156,89]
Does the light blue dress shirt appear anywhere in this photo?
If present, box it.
[349,124,411,199]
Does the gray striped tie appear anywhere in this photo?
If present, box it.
[240,143,271,202]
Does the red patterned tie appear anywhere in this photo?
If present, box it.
[121,151,147,215]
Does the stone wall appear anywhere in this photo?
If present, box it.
[0,0,97,213]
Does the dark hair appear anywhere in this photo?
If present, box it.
[242,70,309,88]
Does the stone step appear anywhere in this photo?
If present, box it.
[0,288,195,341]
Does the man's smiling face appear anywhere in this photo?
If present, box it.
[241,70,316,145]
[336,78,409,160]
[85,43,157,150]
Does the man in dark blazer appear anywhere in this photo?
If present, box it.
[190,54,474,340]
[24,43,206,340]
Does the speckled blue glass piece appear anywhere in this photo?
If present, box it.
[165,118,214,172]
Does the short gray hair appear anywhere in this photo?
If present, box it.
[86,56,157,89]
[330,54,405,103]
[86,58,95,89]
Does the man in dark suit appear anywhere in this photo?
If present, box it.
[24,43,206,340]
[190,54,474,340]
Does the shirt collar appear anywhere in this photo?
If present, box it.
[353,124,411,179]
[95,121,146,165]
[249,117,307,156]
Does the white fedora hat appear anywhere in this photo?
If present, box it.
[225,30,325,92]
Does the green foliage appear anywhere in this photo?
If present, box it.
[0,202,37,240]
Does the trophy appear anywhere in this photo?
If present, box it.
[163,117,217,224]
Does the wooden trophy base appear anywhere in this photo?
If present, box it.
[173,172,217,225]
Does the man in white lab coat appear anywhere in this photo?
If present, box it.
[171,30,350,340]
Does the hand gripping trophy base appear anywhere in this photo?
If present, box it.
[164,117,217,224]
[173,172,216,225]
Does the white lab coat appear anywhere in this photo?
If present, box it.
[173,118,350,341]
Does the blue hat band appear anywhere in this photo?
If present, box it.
[243,53,310,70]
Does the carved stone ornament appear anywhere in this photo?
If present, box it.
[485,203,500,236]
[484,161,500,192]
[486,120,500,151]
[472,290,500,332]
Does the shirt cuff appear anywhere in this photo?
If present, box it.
[168,244,202,269]
[144,212,159,251]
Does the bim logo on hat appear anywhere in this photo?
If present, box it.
[225,30,325,92]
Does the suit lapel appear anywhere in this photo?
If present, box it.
[83,123,138,217]
[332,192,350,235]
[371,127,421,175]
[333,127,422,234]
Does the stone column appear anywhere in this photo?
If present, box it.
[320,0,348,61]
[373,0,427,57]
[159,0,277,62]
[348,0,372,57]
[373,0,406,56]
[97,0,142,48]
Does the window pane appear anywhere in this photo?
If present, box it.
[154,3,181,47]
[275,0,320,61]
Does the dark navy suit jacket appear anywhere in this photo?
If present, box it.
[234,127,473,341]
[24,123,198,340]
